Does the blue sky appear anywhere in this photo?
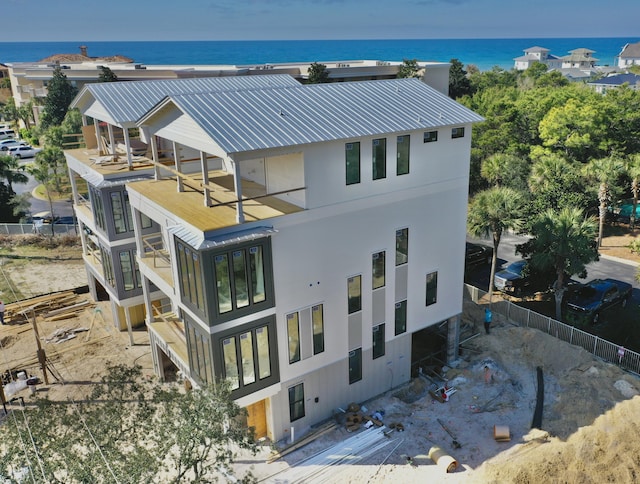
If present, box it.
[4,0,639,41]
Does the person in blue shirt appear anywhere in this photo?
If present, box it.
[484,307,492,334]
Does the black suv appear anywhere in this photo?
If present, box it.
[465,242,493,270]
[564,278,632,325]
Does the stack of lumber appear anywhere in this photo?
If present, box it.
[6,292,92,324]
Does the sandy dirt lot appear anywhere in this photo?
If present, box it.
[2,242,640,483]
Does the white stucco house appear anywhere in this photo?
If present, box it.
[513,46,563,71]
[617,42,640,69]
[64,74,483,442]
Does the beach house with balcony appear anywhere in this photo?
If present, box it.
[64,74,483,442]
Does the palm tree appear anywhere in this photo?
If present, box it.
[582,156,624,248]
[625,153,640,230]
[26,161,56,236]
[481,153,528,190]
[467,186,525,299]
[518,207,598,320]
[0,154,28,193]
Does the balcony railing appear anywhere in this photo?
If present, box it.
[142,233,170,268]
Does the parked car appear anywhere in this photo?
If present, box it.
[0,139,27,151]
[8,145,41,158]
[465,242,493,270]
[54,216,75,225]
[563,278,632,325]
[493,259,555,296]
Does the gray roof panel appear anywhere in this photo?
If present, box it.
[161,78,484,154]
[71,75,301,124]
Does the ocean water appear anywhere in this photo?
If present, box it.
[0,38,635,72]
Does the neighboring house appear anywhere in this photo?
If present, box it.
[514,46,562,70]
[617,42,640,68]
[64,74,483,442]
[560,48,598,69]
[514,46,599,72]
[588,73,640,93]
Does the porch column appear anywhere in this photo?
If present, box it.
[141,276,155,326]
[201,151,212,207]
[446,314,461,365]
[124,306,135,346]
[151,135,161,180]
[67,166,80,205]
[122,128,133,169]
[173,141,183,192]
[231,158,245,223]
[94,120,102,154]
[107,124,117,158]
[130,207,144,258]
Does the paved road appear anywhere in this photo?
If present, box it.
[15,160,74,220]
[469,232,639,291]
[467,232,640,351]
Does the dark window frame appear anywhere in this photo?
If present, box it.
[423,130,438,143]
[426,271,438,306]
[289,383,305,422]
[349,348,362,384]
[372,138,387,180]
[373,323,385,359]
[395,300,407,335]
[451,127,465,139]
[396,135,410,175]
[345,142,361,185]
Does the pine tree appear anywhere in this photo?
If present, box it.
[40,67,77,129]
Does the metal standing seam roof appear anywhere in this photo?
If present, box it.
[590,73,640,86]
[70,74,302,125]
[147,78,484,154]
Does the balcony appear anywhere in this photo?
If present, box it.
[128,169,304,233]
[138,233,173,289]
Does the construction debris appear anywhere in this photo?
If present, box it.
[45,327,89,344]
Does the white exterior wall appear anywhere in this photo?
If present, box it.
[260,131,470,440]
[302,126,472,210]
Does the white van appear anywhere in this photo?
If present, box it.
[0,130,16,140]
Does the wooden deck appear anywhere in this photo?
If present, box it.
[128,170,303,233]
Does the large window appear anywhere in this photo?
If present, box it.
[177,242,205,311]
[373,324,385,359]
[395,228,408,266]
[289,383,305,422]
[426,271,438,306]
[90,187,106,232]
[372,138,386,180]
[216,317,277,398]
[118,250,140,291]
[395,300,407,335]
[287,312,301,364]
[212,243,269,318]
[396,135,410,176]
[451,127,465,139]
[187,324,213,384]
[349,348,362,384]
[347,275,362,314]
[312,304,325,355]
[372,251,385,289]
[345,142,361,185]
[99,245,115,287]
[111,191,128,234]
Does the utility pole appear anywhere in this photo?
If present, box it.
[30,306,49,385]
